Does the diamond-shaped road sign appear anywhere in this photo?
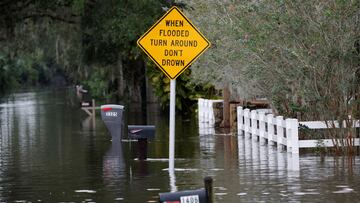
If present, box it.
[137,6,210,80]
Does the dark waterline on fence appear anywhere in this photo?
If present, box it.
[0,88,359,202]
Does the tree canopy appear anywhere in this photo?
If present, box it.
[185,0,360,120]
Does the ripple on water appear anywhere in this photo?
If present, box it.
[74,190,96,194]
[146,188,161,191]
[214,186,227,191]
[114,198,124,201]
[294,191,320,195]
[332,188,354,194]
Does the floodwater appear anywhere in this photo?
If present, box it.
[0,89,359,202]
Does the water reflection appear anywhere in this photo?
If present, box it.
[81,116,96,131]
[237,133,300,173]
[199,134,216,177]
[103,140,126,188]
[169,168,177,192]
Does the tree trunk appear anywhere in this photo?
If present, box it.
[117,59,125,99]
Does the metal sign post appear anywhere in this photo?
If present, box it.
[169,79,176,171]
[137,6,210,173]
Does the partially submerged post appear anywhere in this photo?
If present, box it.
[221,84,230,128]
[81,99,97,118]
[128,125,155,160]
[204,177,214,203]
[159,177,214,203]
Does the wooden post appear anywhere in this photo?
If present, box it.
[92,99,95,116]
[204,177,213,203]
[357,127,360,155]
[229,103,234,128]
[92,99,96,128]
[138,138,148,160]
[221,84,230,128]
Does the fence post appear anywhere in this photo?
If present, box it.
[244,109,250,138]
[259,112,266,145]
[205,100,210,123]
[204,177,214,203]
[237,106,243,135]
[276,116,284,150]
[285,119,292,152]
[251,110,258,141]
[198,99,203,123]
[267,114,274,145]
[209,101,214,126]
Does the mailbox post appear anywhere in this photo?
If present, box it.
[101,105,156,160]
[128,125,155,160]
[101,104,124,141]
[159,177,214,203]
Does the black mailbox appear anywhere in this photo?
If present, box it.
[128,125,155,160]
[128,125,155,139]
[159,189,207,203]
[101,104,124,141]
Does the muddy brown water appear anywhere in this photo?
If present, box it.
[0,89,359,202]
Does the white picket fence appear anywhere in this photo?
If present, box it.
[198,98,223,125]
[198,99,360,154]
[198,98,223,135]
[237,107,300,154]
[298,120,360,148]
[237,106,360,154]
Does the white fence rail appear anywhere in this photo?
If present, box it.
[237,107,300,154]
[237,106,360,154]
[198,98,223,135]
[198,98,223,125]
[300,120,360,129]
[299,120,360,148]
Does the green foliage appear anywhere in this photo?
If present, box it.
[0,49,57,94]
[0,54,17,95]
[0,0,83,94]
[185,0,360,121]
[83,67,116,100]
[82,0,165,64]
[72,0,86,14]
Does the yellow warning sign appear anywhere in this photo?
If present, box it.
[137,6,210,80]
